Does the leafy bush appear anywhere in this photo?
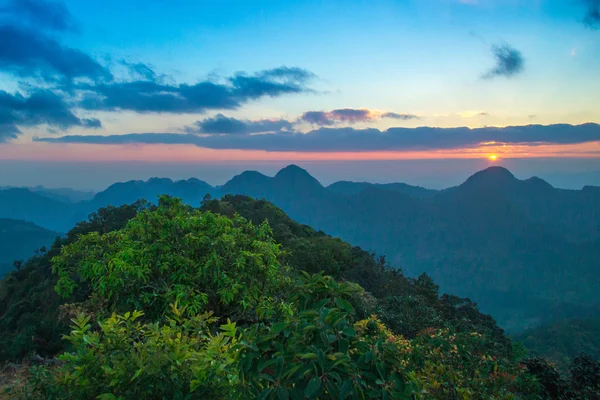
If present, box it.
[53,196,292,322]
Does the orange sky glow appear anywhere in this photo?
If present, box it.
[2,141,600,163]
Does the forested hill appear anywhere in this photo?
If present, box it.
[1,165,600,333]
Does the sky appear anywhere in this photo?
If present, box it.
[1,0,600,190]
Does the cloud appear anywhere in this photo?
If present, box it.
[381,112,421,120]
[77,67,316,113]
[0,89,101,142]
[188,114,294,135]
[0,0,79,33]
[119,60,161,82]
[484,44,524,78]
[300,109,375,125]
[82,118,102,128]
[229,67,316,99]
[300,111,336,126]
[584,0,600,28]
[0,25,112,82]
[300,109,420,125]
[299,108,376,125]
[36,123,600,151]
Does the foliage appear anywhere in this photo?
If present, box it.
[513,318,600,371]
[234,273,423,399]
[409,329,539,399]
[53,196,291,322]
[0,201,150,362]
[17,308,239,400]
[523,355,600,400]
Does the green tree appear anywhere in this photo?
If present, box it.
[52,196,292,322]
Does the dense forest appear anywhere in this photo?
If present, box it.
[1,195,599,398]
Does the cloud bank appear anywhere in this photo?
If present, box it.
[37,123,600,152]
[187,114,294,135]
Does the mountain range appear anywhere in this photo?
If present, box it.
[1,165,599,332]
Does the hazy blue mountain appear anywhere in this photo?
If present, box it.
[1,165,599,332]
[0,188,73,232]
[327,181,437,198]
[0,186,95,203]
[0,219,59,276]
[69,177,216,224]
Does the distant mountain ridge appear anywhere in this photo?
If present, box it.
[0,186,95,203]
[0,219,59,276]
[327,181,437,198]
[1,165,599,332]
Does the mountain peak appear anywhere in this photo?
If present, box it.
[464,166,517,187]
[275,164,310,178]
[524,176,553,190]
[274,165,322,188]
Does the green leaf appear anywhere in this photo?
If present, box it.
[339,379,353,399]
[305,376,322,398]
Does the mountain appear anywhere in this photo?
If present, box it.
[0,219,59,276]
[0,186,95,203]
[0,188,73,232]
[86,177,214,209]
[327,181,437,198]
[1,165,599,332]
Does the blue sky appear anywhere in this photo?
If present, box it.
[60,0,599,121]
[1,0,600,188]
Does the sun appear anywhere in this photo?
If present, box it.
[489,155,498,161]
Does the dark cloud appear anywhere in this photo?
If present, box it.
[329,109,372,123]
[381,112,421,120]
[485,44,524,78]
[0,89,101,142]
[0,0,79,33]
[301,109,419,125]
[36,123,600,151]
[229,67,315,100]
[0,25,112,82]
[300,111,335,126]
[188,114,293,135]
[77,67,315,113]
[584,0,600,28]
[300,108,376,125]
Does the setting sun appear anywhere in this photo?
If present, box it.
[489,155,498,161]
